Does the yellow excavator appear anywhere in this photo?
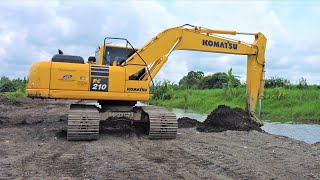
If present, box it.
[26,24,267,140]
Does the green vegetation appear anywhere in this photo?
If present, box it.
[1,71,319,123]
[149,87,320,123]
[0,76,27,99]
[178,70,240,89]
[150,70,320,123]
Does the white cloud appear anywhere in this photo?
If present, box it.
[156,55,188,83]
[217,56,230,64]
[0,48,5,61]
[0,32,15,45]
[305,55,318,66]
[0,0,319,85]
[279,56,289,65]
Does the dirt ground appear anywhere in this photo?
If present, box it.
[0,98,320,180]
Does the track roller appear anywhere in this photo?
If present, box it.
[141,106,178,139]
[67,104,100,141]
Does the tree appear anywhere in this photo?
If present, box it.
[226,68,237,97]
[0,76,10,85]
[0,76,27,93]
[152,80,175,100]
[197,72,226,89]
[265,77,290,88]
[198,71,240,89]
[179,71,204,89]
[298,77,308,89]
[0,81,17,92]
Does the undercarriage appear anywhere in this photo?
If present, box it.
[67,101,178,141]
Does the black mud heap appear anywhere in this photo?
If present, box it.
[197,105,262,132]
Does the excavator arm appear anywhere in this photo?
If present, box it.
[124,25,267,119]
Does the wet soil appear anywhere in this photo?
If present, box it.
[177,117,200,128]
[197,105,262,132]
[0,98,319,179]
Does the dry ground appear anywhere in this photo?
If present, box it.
[0,98,319,179]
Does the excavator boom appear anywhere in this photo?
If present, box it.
[124,25,266,116]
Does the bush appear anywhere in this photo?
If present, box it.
[179,70,241,90]
[151,80,175,100]
[265,87,287,100]
[179,71,204,89]
[198,72,228,89]
[298,77,308,89]
[0,91,25,99]
[0,81,17,92]
[265,77,290,88]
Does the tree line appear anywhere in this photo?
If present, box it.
[0,76,27,93]
[178,70,240,89]
[177,70,314,89]
[0,70,317,97]
[151,69,319,100]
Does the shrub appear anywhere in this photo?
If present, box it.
[298,77,308,89]
[0,81,17,92]
[151,80,175,100]
[265,77,290,88]
[0,91,25,99]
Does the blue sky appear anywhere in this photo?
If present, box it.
[0,0,319,84]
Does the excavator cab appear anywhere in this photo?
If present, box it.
[95,45,137,66]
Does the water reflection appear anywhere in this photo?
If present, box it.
[262,122,320,144]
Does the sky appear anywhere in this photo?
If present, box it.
[0,0,319,84]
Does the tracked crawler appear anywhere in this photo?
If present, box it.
[26,24,267,140]
[67,101,177,140]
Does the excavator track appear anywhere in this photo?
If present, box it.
[67,104,100,141]
[141,106,178,139]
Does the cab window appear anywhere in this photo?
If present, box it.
[103,47,135,65]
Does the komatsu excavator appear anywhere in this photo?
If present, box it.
[26,24,267,140]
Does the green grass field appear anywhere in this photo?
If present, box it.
[0,91,25,99]
[1,85,319,123]
[148,88,320,123]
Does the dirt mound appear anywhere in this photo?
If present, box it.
[197,105,262,132]
[178,117,200,128]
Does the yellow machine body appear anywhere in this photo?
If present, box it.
[26,25,267,118]
[26,62,151,101]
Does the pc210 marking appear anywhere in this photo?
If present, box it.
[92,83,107,90]
[109,112,134,118]
[90,78,108,91]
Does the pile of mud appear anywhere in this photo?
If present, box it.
[178,117,199,128]
[197,105,262,132]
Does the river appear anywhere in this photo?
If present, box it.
[93,102,320,144]
[170,107,320,144]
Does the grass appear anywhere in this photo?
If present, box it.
[0,91,25,99]
[1,86,319,124]
[148,88,320,123]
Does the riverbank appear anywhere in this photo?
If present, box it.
[0,98,320,179]
[148,88,320,123]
